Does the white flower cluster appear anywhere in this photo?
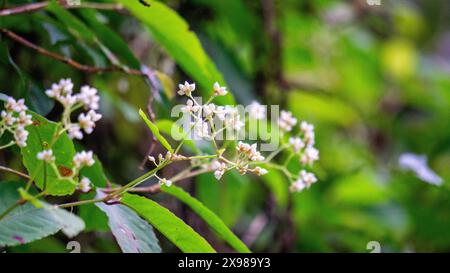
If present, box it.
[176,81,268,181]
[286,120,320,192]
[36,149,95,193]
[147,80,320,193]
[208,141,268,181]
[0,97,32,147]
[45,78,102,140]
[290,170,317,192]
[248,101,266,120]
[178,81,245,139]
[278,110,297,132]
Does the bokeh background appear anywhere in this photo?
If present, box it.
[1,0,449,252]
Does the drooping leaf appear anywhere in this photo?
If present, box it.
[139,109,174,153]
[95,192,161,253]
[115,0,234,105]
[0,182,84,247]
[20,113,77,196]
[121,193,216,253]
[78,9,141,70]
[162,185,250,253]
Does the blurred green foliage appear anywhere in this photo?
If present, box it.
[1,0,449,252]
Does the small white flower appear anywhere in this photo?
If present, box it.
[14,127,29,147]
[300,121,314,134]
[2,110,16,126]
[59,94,77,108]
[148,156,156,163]
[278,110,297,132]
[193,120,209,138]
[210,160,221,169]
[253,166,268,176]
[227,114,245,132]
[68,124,83,140]
[298,170,317,188]
[300,121,315,146]
[289,137,305,153]
[6,97,27,113]
[181,100,200,113]
[213,82,228,96]
[87,110,102,122]
[37,149,55,163]
[78,112,95,134]
[248,101,266,120]
[58,78,74,93]
[77,85,100,110]
[214,106,227,121]
[159,178,172,187]
[238,164,249,175]
[177,81,195,96]
[78,177,92,193]
[290,180,307,192]
[45,84,61,98]
[250,151,264,162]
[73,150,95,168]
[237,141,252,153]
[300,147,319,165]
[17,111,33,127]
[236,142,264,161]
[212,161,227,180]
[202,103,216,117]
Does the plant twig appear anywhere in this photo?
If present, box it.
[0,1,126,17]
[0,166,30,180]
[0,28,145,76]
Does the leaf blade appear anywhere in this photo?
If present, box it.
[96,191,161,253]
[0,182,84,247]
[162,185,250,253]
[139,109,174,153]
[121,193,216,253]
[115,0,234,104]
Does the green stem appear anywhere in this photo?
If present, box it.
[0,140,15,150]
[58,197,105,209]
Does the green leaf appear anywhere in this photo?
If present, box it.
[78,9,141,69]
[288,91,360,127]
[115,0,234,105]
[139,109,174,153]
[162,185,250,253]
[121,193,216,253]
[46,2,96,43]
[96,192,161,253]
[0,182,84,247]
[20,113,77,196]
[196,172,250,227]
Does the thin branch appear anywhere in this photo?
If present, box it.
[0,1,126,17]
[0,28,145,76]
[101,167,212,194]
[0,166,31,180]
